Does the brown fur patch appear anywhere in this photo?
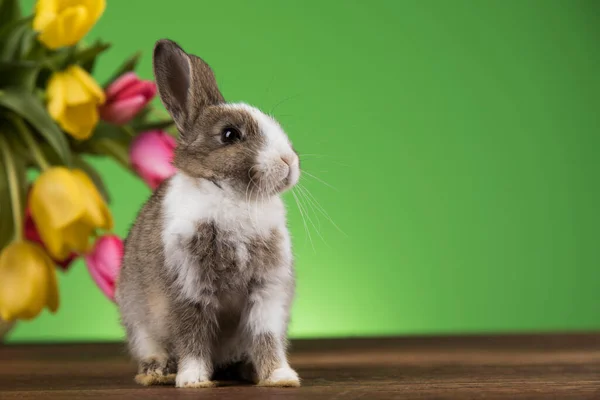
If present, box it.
[153,39,224,136]
[115,182,172,362]
[250,333,280,381]
[247,229,284,275]
[174,105,266,195]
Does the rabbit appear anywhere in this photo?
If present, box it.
[114,38,302,389]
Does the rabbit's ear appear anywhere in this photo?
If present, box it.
[152,39,224,138]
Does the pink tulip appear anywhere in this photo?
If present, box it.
[84,235,124,302]
[130,130,177,190]
[99,72,157,125]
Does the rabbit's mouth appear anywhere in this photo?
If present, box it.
[268,155,300,194]
[280,159,300,193]
[244,158,300,198]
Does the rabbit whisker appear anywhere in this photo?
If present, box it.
[298,182,348,238]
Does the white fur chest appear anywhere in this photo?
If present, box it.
[161,173,292,302]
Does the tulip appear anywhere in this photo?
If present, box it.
[84,235,123,301]
[130,130,177,190]
[29,167,113,261]
[46,65,106,140]
[33,0,106,49]
[99,72,157,125]
[0,241,59,321]
[24,208,77,271]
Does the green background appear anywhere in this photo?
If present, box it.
[7,0,600,342]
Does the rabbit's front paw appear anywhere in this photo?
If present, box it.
[134,358,176,386]
[175,360,215,388]
[258,367,301,387]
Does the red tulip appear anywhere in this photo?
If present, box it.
[24,208,77,271]
[130,130,177,190]
[99,72,156,125]
[84,234,123,302]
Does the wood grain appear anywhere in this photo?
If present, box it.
[1,333,599,399]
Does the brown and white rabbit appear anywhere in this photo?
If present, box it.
[115,39,301,388]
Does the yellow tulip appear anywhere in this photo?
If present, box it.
[0,241,59,321]
[33,0,106,49]
[29,167,113,261]
[46,65,106,140]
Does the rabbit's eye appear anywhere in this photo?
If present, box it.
[221,127,241,144]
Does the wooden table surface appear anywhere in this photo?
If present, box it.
[1,333,599,399]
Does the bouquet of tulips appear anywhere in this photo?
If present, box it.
[0,0,178,323]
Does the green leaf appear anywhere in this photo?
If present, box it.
[0,60,40,90]
[18,27,37,59]
[41,46,72,71]
[23,36,46,61]
[0,88,72,166]
[71,122,133,162]
[89,121,132,142]
[0,0,21,28]
[0,135,14,250]
[10,137,28,220]
[44,41,112,73]
[4,120,34,166]
[74,40,110,72]
[104,51,141,87]
[86,138,132,171]
[72,155,111,203]
[0,14,29,40]
[131,119,175,132]
[0,129,27,250]
[0,16,33,61]
[131,105,152,123]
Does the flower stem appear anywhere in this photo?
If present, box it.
[122,125,136,138]
[0,135,24,242]
[13,117,51,171]
[94,139,131,171]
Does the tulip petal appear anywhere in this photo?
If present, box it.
[104,72,139,99]
[33,10,56,32]
[87,259,115,301]
[61,69,93,106]
[0,242,51,321]
[130,130,177,190]
[61,219,94,254]
[59,102,99,139]
[93,236,123,282]
[84,235,123,302]
[114,80,156,103]
[20,246,51,320]
[72,169,114,230]
[100,95,146,125]
[24,209,77,270]
[30,167,84,229]
[69,65,105,104]
[46,66,104,139]
[37,226,72,262]
[79,0,106,21]
[37,17,66,49]
[56,6,88,47]
[46,73,67,121]
[35,0,106,49]
[35,0,58,17]
[30,168,87,260]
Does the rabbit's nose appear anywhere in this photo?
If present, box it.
[280,155,294,167]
